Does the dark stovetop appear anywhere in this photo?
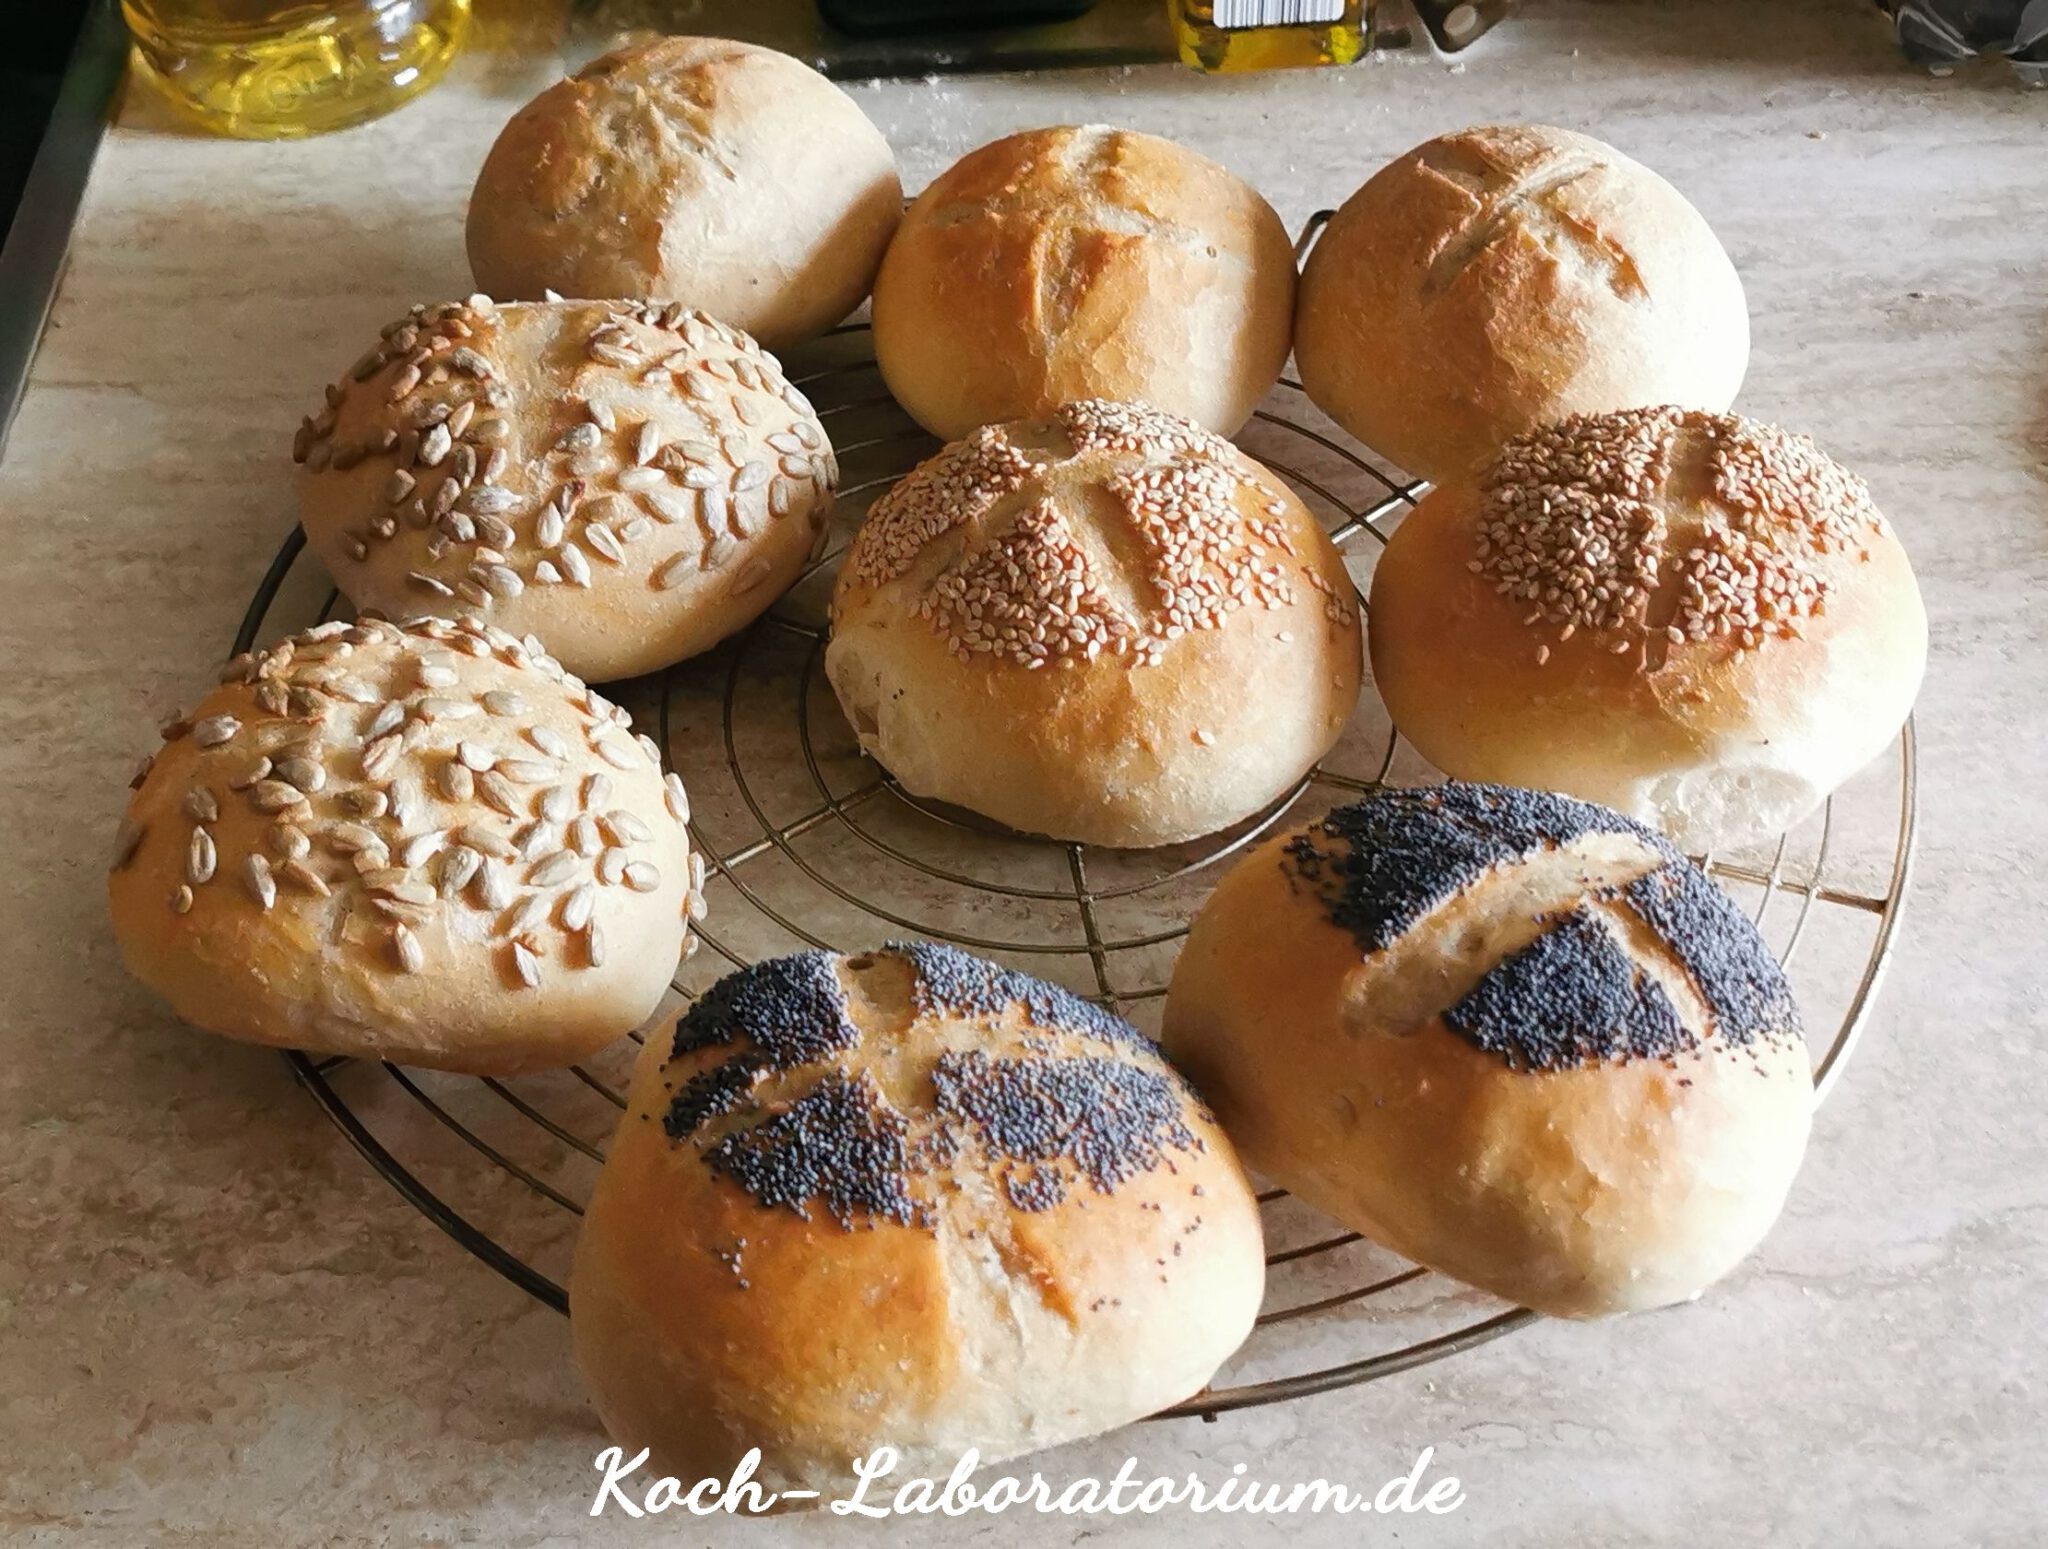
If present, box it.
[1,2,96,255]
[0,0,118,456]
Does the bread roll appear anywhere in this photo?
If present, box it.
[294,296,838,684]
[1368,406,1925,853]
[466,37,901,351]
[572,943,1264,1491]
[826,400,1361,848]
[1162,782,1814,1319]
[109,616,697,1075]
[1296,124,1748,480]
[871,125,1296,439]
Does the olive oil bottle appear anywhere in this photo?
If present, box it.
[1171,0,1374,72]
[122,0,472,139]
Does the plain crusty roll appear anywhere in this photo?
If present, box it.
[1368,406,1926,853]
[466,37,901,350]
[1296,124,1749,480]
[109,615,700,1075]
[826,399,1362,848]
[294,296,838,684]
[572,942,1265,1491]
[871,124,1296,439]
[1163,781,1814,1319]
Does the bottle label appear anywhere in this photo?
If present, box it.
[1214,0,1345,26]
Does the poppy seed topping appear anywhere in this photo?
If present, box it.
[1281,782,1803,1071]
[660,944,1210,1230]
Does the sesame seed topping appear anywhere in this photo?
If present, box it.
[1476,407,1888,659]
[847,400,1338,671]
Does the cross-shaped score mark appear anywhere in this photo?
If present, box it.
[923,127,1249,357]
[1416,144,1645,300]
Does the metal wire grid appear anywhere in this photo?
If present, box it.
[244,318,1916,1423]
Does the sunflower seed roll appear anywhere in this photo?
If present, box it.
[294,295,839,683]
[110,616,699,1075]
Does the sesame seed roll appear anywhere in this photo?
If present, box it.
[1296,124,1750,481]
[1368,407,1926,853]
[110,616,700,1075]
[294,295,839,684]
[826,400,1363,849]
[1163,782,1814,1319]
[871,125,1297,439]
[571,943,1264,1492]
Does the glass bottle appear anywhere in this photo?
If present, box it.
[1170,0,1374,73]
[122,0,472,139]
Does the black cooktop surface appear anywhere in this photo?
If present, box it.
[2,1,95,255]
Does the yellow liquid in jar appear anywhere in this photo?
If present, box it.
[122,0,472,139]
[1170,0,1372,72]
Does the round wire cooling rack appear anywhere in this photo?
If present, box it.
[245,317,1916,1424]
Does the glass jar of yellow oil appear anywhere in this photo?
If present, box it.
[122,0,472,139]
[1170,0,1374,72]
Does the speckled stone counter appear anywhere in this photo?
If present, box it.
[2,1,2043,1543]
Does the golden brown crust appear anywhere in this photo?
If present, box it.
[1296,124,1748,480]
[294,297,838,685]
[571,946,1264,1489]
[1162,793,1814,1318]
[1367,408,1926,852]
[108,616,697,1074]
[465,38,902,350]
[825,402,1362,847]
[872,125,1296,439]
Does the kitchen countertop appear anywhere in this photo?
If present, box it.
[2,1,2043,1543]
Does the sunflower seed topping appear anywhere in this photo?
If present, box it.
[392,924,424,973]
[643,487,696,525]
[274,756,326,792]
[602,810,654,845]
[529,851,581,887]
[585,524,625,564]
[397,830,446,868]
[505,892,551,938]
[510,941,541,988]
[242,854,278,910]
[193,715,241,748]
[454,823,516,859]
[186,828,217,884]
